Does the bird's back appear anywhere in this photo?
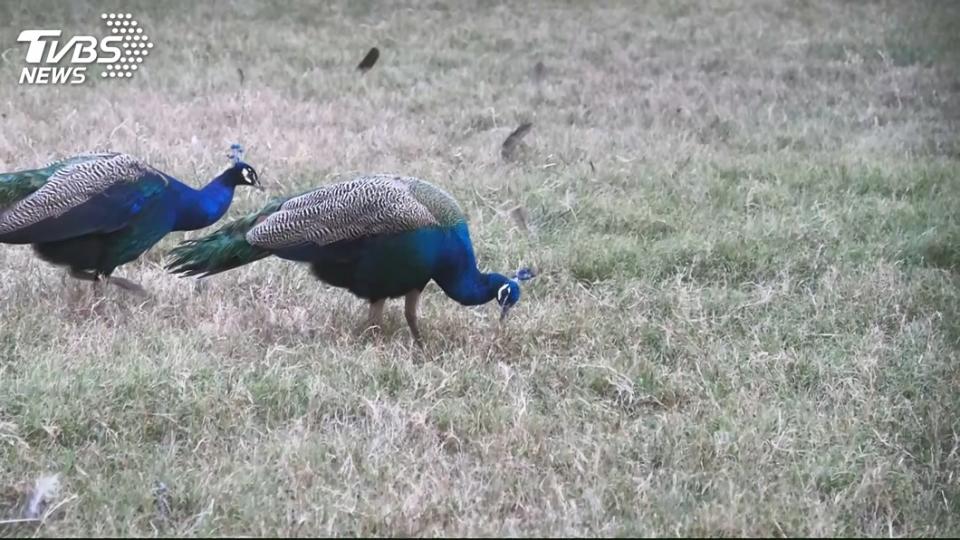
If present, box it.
[406,176,466,228]
[247,174,466,250]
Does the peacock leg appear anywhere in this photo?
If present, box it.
[70,269,111,312]
[105,276,148,297]
[404,290,423,346]
[366,299,386,330]
[66,268,100,305]
[69,268,99,283]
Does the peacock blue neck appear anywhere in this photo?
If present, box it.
[432,223,509,306]
[172,173,237,231]
[439,270,513,306]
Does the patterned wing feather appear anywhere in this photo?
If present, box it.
[0,153,161,237]
[246,175,443,250]
[0,152,118,211]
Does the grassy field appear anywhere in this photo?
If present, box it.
[1,0,959,536]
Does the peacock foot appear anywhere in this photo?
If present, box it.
[68,269,148,298]
[357,321,385,342]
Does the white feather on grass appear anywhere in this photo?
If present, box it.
[23,474,60,520]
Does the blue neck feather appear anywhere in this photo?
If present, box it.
[172,173,237,231]
[439,267,500,306]
[433,224,510,306]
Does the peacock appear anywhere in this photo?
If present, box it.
[165,174,536,343]
[0,147,261,294]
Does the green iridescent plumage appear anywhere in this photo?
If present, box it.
[166,191,304,277]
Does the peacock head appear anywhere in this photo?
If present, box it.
[495,266,537,322]
[221,143,262,191]
[224,160,262,191]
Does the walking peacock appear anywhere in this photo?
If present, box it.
[165,174,535,343]
[0,147,261,294]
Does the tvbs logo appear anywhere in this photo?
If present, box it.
[17,13,153,85]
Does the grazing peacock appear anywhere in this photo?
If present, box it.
[165,174,535,343]
[0,148,261,294]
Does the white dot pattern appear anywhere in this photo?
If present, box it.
[100,13,151,81]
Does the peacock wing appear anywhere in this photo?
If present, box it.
[0,153,170,243]
[0,152,120,211]
[245,175,441,250]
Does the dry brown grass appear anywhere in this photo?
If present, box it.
[1,0,959,536]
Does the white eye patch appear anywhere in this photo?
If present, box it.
[241,168,251,182]
[497,284,510,303]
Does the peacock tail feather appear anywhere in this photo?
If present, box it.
[164,192,299,277]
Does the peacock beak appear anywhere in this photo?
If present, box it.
[500,303,512,323]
